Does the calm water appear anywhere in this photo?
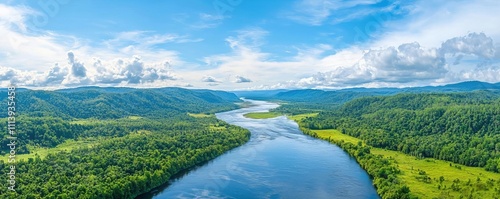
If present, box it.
[139,100,379,199]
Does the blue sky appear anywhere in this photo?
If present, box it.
[0,0,500,90]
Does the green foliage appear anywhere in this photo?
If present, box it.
[0,88,241,119]
[0,87,249,198]
[0,117,250,199]
[243,112,281,119]
[300,91,500,171]
[299,127,416,199]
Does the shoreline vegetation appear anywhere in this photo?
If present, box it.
[289,115,414,199]
[0,116,251,199]
[270,91,500,199]
[0,88,251,199]
[243,112,282,119]
[286,101,500,199]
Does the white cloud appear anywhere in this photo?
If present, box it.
[201,76,220,83]
[1,1,500,90]
[370,0,500,48]
[0,3,185,88]
[234,75,252,83]
[68,51,87,77]
[440,32,498,60]
[195,27,364,90]
[0,5,68,71]
[282,32,500,89]
[226,27,268,50]
[43,64,68,85]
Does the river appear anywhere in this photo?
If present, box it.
[138,100,379,199]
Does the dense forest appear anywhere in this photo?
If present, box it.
[0,87,241,119]
[0,88,249,199]
[277,89,500,198]
[297,91,500,173]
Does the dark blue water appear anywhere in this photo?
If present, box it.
[142,100,379,199]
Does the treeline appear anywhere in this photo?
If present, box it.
[300,91,500,173]
[0,117,250,198]
[0,88,241,119]
[299,127,415,199]
[0,115,220,155]
[0,116,90,154]
[0,87,250,198]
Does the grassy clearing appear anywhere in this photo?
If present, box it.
[127,116,143,120]
[371,149,500,198]
[304,128,500,198]
[0,139,96,162]
[243,112,282,119]
[69,118,102,125]
[188,113,214,118]
[287,115,500,199]
[287,113,319,121]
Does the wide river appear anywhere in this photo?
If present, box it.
[139,100,379,199]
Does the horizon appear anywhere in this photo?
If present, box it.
[1,1,500,90]
[5,80,499,92]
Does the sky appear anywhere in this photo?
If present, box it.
[0,0,500,90]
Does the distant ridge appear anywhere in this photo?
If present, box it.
[238,81,500,103]
[0,87,242,119]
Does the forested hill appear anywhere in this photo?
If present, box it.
[299,90,500,173]
[236,81,500,104]
[0,87,250,199]
[1,87,241,119]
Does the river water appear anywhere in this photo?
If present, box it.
[140,100,379,199]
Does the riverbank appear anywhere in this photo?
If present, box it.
[289,114,500,199]
[143,100,379,199]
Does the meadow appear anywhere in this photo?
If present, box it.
[298,126,500,199]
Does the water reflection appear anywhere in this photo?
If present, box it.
[140,100,379,199]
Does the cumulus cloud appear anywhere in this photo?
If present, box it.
[0,3,184,88]
[234,75,252,83]
[439,33,499,67]
[68,52,87,77]
[43,64,68,85]
[0,51,179,88]
[0,67,18,81]
[93,56,178,84]
[283,32,500,88]
[293,41,446,87]
[0,66,39,86]
[440,33,496,58]
[201,76,220,83]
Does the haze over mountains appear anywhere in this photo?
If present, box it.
[3,81,498,120]
[234,81,500,102]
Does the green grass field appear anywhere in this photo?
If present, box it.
[243,112,282,119]
[289,115,500,199]
[287,113,318,121]
[127,116,143,120]
[188,113,214,118]
[0,139,96,162]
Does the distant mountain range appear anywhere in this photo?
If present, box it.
[233,81,500,103]
[3,81,499,110]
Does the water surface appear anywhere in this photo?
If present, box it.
[140,100,379,199]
